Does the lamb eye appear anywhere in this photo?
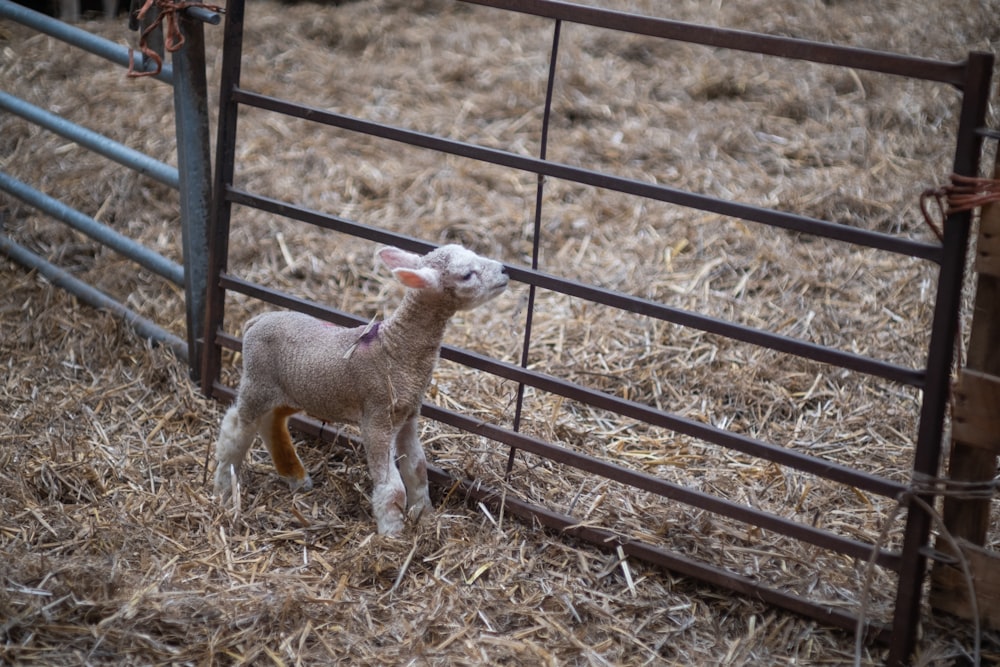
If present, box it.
[461,271,475,281]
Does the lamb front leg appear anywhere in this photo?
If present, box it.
[396,414,432,522]
[363,420,407,535]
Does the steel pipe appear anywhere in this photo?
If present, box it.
[0,91,179,190]
[0,172,185,286]
[0,234,188,359]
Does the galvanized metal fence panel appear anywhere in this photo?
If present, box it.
[199,1,994,664]
[0,0,216,375]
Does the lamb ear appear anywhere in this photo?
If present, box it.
[392,266,440,290]
[377,246,422,270]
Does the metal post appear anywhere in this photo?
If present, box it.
[887,50,994,667]
[171,11,214,382]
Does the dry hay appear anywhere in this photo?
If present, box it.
[2,0,1000,664]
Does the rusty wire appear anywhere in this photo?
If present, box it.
[920,173,1000,241]
[127,0,223,78]
[853,470,1000,667]
[917,172,1000,415]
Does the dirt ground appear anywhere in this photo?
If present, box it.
[2,0,1000,664]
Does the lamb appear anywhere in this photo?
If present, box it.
[213,243,509,535]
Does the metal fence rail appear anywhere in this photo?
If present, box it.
[199,1,993,664]
[0,0,215,372]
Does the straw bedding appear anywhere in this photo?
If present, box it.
[2,0,999,664]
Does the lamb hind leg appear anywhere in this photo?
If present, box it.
[259,406,313,492]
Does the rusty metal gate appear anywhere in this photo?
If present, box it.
[199,1,995,664]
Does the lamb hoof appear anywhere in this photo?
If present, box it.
[407,501,432,524]
[285,473,313,493]
[376,512,406,536]
[213,463,236,499]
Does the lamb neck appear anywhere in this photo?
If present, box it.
[378,290,457,368]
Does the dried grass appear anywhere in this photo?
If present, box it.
[2,0,1000,664]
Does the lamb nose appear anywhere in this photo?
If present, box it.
[501,266,509,276]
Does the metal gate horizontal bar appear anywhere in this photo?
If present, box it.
[0,234,188,358]
[213,272,910,504]
[0,91,180,190]
[0,172,185,286]
[208,380,893,645]
[231,88,943,264]
[432,464,893,645]
[425,402,902,569]
[225,186,927,389]
[462,0,968,87]
[435,350,911,502]
[0,0,171,83]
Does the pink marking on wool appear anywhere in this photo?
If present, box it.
[358,321,381,348]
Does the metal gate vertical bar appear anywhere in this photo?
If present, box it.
[202,0,247,394]
[887,50,995,667]
[508,18,562,472]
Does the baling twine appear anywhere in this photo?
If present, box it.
[853,473,1000,667]
[920,173,1000,241]
[918,172,1000,373]
[127,0,224,78]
